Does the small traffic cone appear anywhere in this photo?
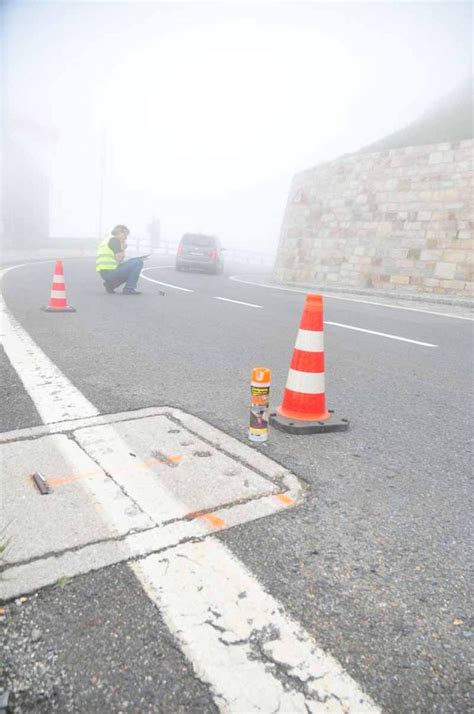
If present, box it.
[41,260,76,312]
[270,293,349,434]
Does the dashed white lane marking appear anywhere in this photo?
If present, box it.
[134,539,380,713]
[141,268,194,292]
[0,265,99,423]
[144,270,436,343]
[214,296,263,308]
[229,275,474,321]
[325,321,437,347]
[2,262,381,712]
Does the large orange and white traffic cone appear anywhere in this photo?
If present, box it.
[270,293,349,434]
[41,260,76,312]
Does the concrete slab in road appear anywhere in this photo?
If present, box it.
[73,415,279,524]
[0,407,302,600]
[2,433,153,565]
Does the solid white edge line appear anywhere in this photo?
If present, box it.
[326,321,437,347]
[229,275,474,321]
[141,269,194,292]
[133,539,380,713]
[214,296,263,308]
[1,264,100,423]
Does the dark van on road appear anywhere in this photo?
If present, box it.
[175,233,224,274]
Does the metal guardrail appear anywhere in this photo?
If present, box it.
[222,249,275,267]
[130,240,275,266]
[44,237,276,267]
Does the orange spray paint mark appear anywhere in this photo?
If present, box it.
[48,474,89,487]
[200,513,225,529]
[276,494,294,506]
[38,453,183,489]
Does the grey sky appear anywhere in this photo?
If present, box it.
[3,1,472,251]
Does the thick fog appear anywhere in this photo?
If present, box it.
[1,1,472,253]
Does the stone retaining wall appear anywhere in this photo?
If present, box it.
[274,139,473,297]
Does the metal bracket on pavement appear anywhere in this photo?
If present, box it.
[32,471,51,495]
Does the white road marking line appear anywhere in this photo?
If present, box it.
[133,539,380,714]
[0,265,99,423]
[229,275,474,321]
[1,262,381,711]
[214,296,263,308]
[140,270,194,291]
[326,321,437,347]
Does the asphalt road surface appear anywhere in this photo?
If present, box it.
[1,257,473,713]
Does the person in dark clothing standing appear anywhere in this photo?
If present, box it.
[96,225,143,294]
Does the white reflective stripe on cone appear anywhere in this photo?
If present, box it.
[49,290,67,299]
[294,329,324,353]
[285,369,325,394]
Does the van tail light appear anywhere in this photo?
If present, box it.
[210,248,217,259]
[177,244,184,256]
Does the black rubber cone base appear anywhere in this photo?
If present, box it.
[41,306,76,313]
[270,409,349,434]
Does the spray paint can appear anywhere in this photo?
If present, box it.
[248,367,271,442]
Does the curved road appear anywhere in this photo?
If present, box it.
[1,257,473,713]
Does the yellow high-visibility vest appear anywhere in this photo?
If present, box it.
[96,237,118,272]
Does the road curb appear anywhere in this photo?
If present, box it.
[276,278,473,307]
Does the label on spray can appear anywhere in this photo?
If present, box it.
[249,367,271,442]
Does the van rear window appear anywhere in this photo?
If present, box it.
[181,234,215,247]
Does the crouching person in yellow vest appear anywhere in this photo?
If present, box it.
[96,225,144,295]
